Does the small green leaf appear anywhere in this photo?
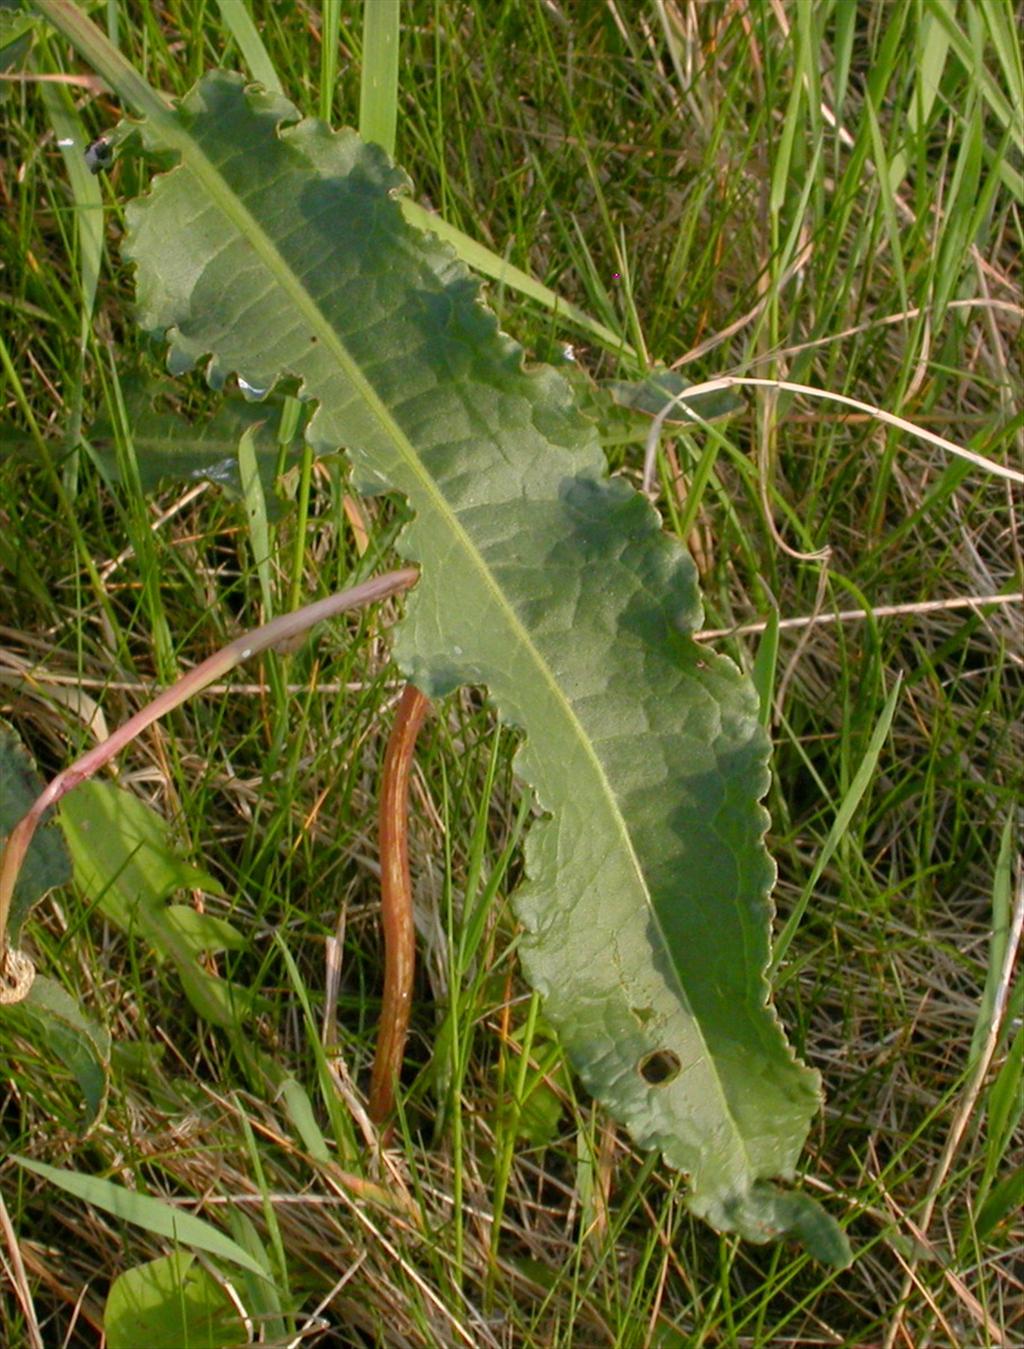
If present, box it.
[163,906,247,956]
[277,1076,331,1164]
[60,781,255,1029]
[60,779,217,928]
[983,1022,1023,1183]
[0,721,71,943]
[87,375,301,505]
[222,1209,287,1343]
[105,1252,247,1349]
[974,1167,1024,1244]
[604,368,744,425]
[969,815,1015,1065]
[496,1022,568,1148]
[4,975,110,1128]
[504,1072,565,1149]
[14,1156,270,1280]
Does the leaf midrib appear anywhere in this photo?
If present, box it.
[158,104,748,1171]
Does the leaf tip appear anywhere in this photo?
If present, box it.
[697,1180,852,1267]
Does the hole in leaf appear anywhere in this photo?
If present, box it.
[638,1049,681,1086]
[630,1005,655,1026]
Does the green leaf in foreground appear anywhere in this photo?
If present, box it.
[105,1252,248,1349]
[118,72,845,1260]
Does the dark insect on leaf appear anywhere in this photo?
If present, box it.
[84,136,113,173]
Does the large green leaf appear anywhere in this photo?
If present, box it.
[104,72,842,1258]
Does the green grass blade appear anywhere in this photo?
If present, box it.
[14,1156,272,1280]
[37,80,103,318]
[752,608,780,729]
[358,0,399,155]
[213,0,282,93]
[773,675,902,976]
[863,91,908,313]
[968,814,1016,1066]
[399,200,637,359]
[238,423,274,619]
[924,0,1023,155]
[319,0,341,122]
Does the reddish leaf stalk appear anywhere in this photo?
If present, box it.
[368,683,431,1123]
[0,568,419,989]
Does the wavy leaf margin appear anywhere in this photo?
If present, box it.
[31,0,850,1266]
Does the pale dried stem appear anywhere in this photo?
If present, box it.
[0,1186,43,1349]
[642,376,1023,496]
[694,591,1023,641]
[0,71,106,91]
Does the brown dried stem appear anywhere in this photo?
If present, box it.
[368,683,431,1123]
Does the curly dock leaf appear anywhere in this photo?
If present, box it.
[114,72,844,1260]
